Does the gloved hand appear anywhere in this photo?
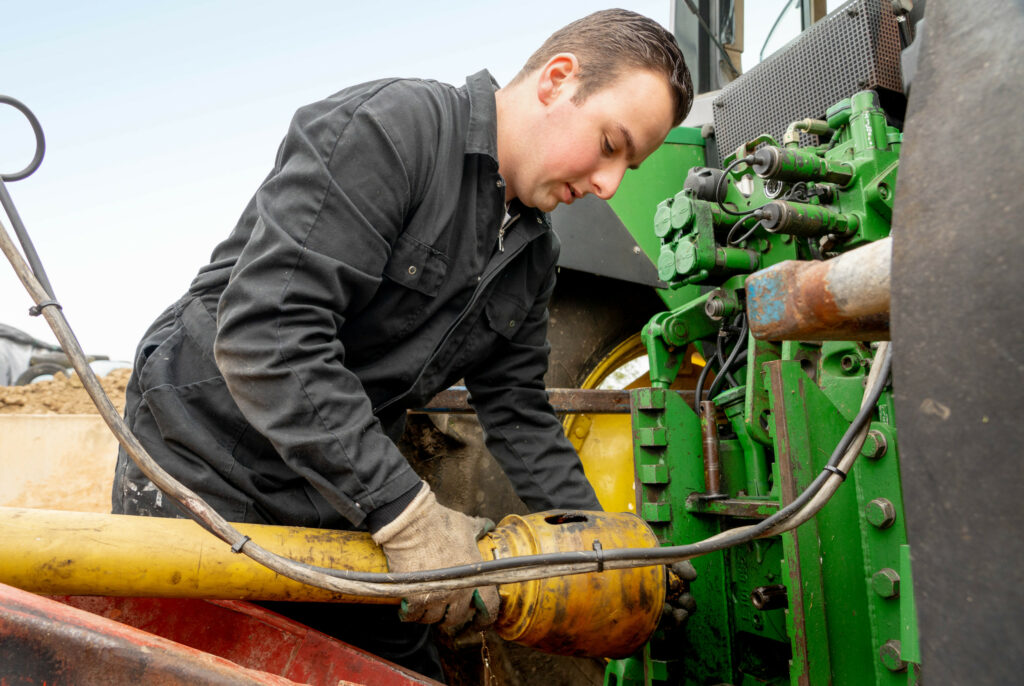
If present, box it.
[371,482,501,632]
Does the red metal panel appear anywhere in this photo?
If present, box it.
[0,583,299,685]
[0,583,440,685]
[56,595,443,686]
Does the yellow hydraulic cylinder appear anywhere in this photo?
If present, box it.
[0,506,664,658]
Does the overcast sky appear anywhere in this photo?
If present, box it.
[1,1,812,361]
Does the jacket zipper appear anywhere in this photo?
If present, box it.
[498,212,516,252]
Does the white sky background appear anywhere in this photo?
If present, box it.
[1,1,822,361]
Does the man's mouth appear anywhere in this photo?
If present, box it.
[565,183,580,204]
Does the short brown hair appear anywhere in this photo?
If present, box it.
[511,9,693,126]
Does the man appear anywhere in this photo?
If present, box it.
[112,8,691,679]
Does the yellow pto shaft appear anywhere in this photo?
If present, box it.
[0,506,664,658]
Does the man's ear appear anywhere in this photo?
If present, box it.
[537,53,580,106]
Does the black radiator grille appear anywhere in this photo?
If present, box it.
[711,0,903,165]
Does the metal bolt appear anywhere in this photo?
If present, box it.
[860,429,888,459]
[667,320,688,339]
[871,568,901,599]
[879,640,907,672]
[866,498,897,529]
[878,183,890,200]
[751,584,788,611]
[840,354,859,373]
[705,297,726,319]
[633,245,642,255]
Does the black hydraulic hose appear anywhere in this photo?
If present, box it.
[707,316,749,399]
[0,95,56,299]
[286,342,893,583]
[714,155,757,217]
[727,216,765,246]
[692,349,716,414]
[0,96,895,593]
[715,321,740,387]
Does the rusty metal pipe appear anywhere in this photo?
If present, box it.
[412,387,698,415]
[699,401,725,498]
[745,237,891,340]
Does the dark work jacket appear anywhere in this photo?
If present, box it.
[112,70,600,529]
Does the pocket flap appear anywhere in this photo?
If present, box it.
[485,293,529,341]
[383,233,449,296]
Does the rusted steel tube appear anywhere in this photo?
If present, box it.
[745,237,891,341]
[413,387,697,414]
[699,401,725,497]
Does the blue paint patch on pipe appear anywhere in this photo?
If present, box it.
[745,267,788,326]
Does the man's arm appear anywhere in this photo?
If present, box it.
[213,81,431,527]
[465,262,603,512]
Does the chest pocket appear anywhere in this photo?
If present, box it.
[485,291,529,341]
[382,232,449,296]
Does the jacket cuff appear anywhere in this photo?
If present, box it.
[365,481,426,534]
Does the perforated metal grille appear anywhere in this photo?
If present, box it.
[711,0,903,165]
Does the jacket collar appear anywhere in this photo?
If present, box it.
[465,70,551,233]
[465,69,500,161]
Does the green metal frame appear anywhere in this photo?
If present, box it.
[600,91,919,685]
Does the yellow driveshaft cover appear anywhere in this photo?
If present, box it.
[0,506,664,658]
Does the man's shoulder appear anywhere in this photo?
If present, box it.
[325,76,464,115]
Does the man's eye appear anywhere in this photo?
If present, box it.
[603,137,614,154]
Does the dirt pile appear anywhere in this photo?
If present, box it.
[0,368,130,414]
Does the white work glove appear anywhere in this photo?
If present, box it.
[372,482,500,632]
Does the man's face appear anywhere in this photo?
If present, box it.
[512,67,675,212]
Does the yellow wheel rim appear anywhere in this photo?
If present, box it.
[562,334,648,514]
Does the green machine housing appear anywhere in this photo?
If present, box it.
[572,5,920,682]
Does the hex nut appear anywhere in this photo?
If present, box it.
[866,498,897,529]
[879,640,907,672]
[871,568,901,599]
[860,429,888,459]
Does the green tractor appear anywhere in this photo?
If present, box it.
[412,1,1022,684]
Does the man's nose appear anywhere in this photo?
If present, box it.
[590,163,628,200]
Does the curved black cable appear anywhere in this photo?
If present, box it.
[707,315,748,400]
[693,347,717,414]
[284,343,893,583]
[715,320,739,387]
[727,216,765,246]
[0,95,46,182]
[714,155,757,217]
[0,95,897,590]
[0,95,56,300]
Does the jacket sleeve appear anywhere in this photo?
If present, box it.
[212,82,436,527]
[464,261,603,512]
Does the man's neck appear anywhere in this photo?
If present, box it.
[494,84,526,206]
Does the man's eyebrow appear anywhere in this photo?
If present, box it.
[617,124,639,169]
